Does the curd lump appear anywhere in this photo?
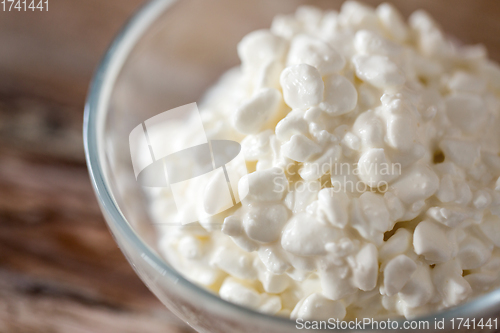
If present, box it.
[149,2,500,320]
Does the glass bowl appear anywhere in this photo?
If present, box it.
[84,0,500,331]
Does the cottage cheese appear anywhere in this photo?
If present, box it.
[150,2,500,320]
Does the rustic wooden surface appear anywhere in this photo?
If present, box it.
[0,0,193,332]
[0,1,499,333]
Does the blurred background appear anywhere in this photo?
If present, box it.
[0,0,499,332]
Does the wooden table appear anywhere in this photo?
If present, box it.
[0,1,193,332]
[0,1,499,332]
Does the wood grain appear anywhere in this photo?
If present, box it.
[0,1,193,332]
[0,1,499,332]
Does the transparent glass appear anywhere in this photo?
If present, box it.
[84,0,500,332]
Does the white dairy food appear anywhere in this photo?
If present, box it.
[149,1,500,320]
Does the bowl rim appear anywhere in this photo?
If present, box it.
[83,0,500,329]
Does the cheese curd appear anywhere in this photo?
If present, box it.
[150,1,500,320]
